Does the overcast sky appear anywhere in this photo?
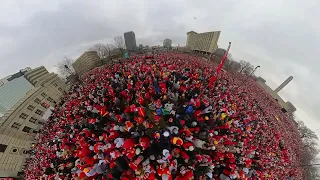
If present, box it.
[0,0,319,140]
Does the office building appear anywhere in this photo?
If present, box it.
[163,39,172,48]
[124,31,137,51]
[186,31,221,54]
[0,66,66,177]
[0,77,34,117]
[72,51,101,75]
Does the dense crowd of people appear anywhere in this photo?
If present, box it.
[24,53,303,179]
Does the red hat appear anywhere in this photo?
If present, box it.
[125,121,134,132]
[122,138,136,150]
[138,95,145,105]
[137,107,146,117]
[79,172,87,179]
[183,142,194,151]
[134,117,144,124]
[173,148,181,153]
[139,136,151,150]
[176,139,183,146]
[154,115,161,122]
[180,151,189,160]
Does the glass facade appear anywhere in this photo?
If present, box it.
[0,77,34,116]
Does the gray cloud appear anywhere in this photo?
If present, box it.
[0,0,319,138]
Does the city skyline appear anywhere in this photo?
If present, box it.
[0,0,319,150]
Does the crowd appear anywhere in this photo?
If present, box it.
[24,53,303,180]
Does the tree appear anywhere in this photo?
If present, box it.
[114,36,125,52]
[298,121,318,140]
[297,120,320,179]
[90,43,108,59]
[89,43,115,64]
[105,44,115,58]
[239,60,254,75]
[56,57,75,79]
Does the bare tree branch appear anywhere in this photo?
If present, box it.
[239,60,254,75]
[90,43,108,59]
[56,57,74,78]
[113,36,125,52]
[296,120,320,179]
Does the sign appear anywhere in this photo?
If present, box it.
[124,52,129,59]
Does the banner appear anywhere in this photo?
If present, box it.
[208,42,231,88]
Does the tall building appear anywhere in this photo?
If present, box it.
[186,31,221,54]
[0,77,34,117]
[124,31,137,51]
[0,66,66,177]
[72,51,101,75]
[274,76,293,93]
[163,39,172,48]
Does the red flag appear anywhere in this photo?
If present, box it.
[208,42,231,87]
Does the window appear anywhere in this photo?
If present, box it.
[53,83,58,87]
[35,109,43,115]
[22,126,32,133]
[12,148,18,153]
[38,121,45,125]
[34,98,41,104]
[27,105,35,111]
[47,97,54,103]
[41,92,47,97]
[58,87,63,92]
[0,144,8,152]
[11,122,21,129]
[41,103,48,108]
[19,113,28,119]
[29,117,37,123]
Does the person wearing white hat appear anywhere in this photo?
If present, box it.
[167,126,179,135]
[163,131,170,137]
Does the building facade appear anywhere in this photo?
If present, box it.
[124,31,137,51]
[163,39,172,48]
[186,31,221,54]
[0,66,66,177]
[0,77,34,117]
[72,51,101,75]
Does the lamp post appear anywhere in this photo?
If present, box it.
[249,65,260,76]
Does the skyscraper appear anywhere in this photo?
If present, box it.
[124,31,137,51]
[163,39,172,48]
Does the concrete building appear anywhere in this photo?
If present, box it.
[0,66,66,177]
[186,31,221,54]
[72,51,101,75]
[163,39,172,48]
[124,31,137,51]
[256,77,296,114]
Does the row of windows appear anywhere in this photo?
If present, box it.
[11,122,34,132]
[0,144,30,154]
[29,103,48,111]
[35,96,55,104]
[19,109,43,120]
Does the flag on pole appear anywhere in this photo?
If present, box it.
[208,42,232,88]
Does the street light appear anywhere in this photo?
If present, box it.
[249,65,261,76]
